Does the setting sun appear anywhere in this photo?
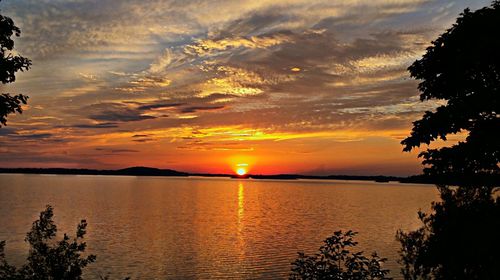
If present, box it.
[235,163,249,176]
[236,168,247,176]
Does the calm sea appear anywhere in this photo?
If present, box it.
[0,174,438,279]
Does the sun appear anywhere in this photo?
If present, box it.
[236,167,247,176]
[235,163,249,176]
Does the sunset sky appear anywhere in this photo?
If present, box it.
[0,0,490,175]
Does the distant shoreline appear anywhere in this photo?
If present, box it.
[0,166,438,184]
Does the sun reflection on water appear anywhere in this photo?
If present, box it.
[236,182,246,262]
[238,182,244,226]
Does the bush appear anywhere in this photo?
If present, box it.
[0,205,96,280]
[290,230,391,280]
[398,1,500,279]
[397,187,500,280]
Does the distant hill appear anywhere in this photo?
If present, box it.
[0,167,188,177]
[114,166,187,176]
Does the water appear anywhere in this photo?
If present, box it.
[0,174,438,279]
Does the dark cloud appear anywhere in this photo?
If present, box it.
[0,129,56,141]
[137,102,184,111]
[180,105,226,113]
[132,138,156,143]
[218,11,292,37]
[0,127,17,136]
[79,100,229,125]
[85,103,156,122]
[15,133,54,140]
[89,113,155,122]
[95,148,139,153]
[72,122,120,129]
[0,151,108,167]
[130,134,156,143]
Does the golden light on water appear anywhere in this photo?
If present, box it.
[238,182,244,222]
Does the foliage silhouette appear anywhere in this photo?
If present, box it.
[290,230,391,280]
[397,187,500,280]
[400,1,500,186]
[0,205,96,280]
[398,1,500,279]
[0,0,31,127]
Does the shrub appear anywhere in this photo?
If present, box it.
[290,230,391,280]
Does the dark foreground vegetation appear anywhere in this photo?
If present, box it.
[394,0,500,279]
[0,0,31,127]
[0,206,129,280]
[0,206,96,280]
[290,231,391,280]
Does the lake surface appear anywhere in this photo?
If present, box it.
[0,174,438,279]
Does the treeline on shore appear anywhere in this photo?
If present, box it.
[1,166,498,186]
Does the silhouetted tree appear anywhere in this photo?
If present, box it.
[290,230,391,280]
[0,0,31,127]
[401,1,500,186]
[397,187,500,280]
[0,205,96,279]
[398,1,500,279]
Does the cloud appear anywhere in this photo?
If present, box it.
[95,147,139,153]
[184,33,292,56]
[85,103,157,122]
[0,127,17,136]
[177,140,255,152]
[137,102,184,111]
[132,138,156,143]
[72,122,120,129]
[0,128,56,141]
[180,105,226,113]
[129,77,172,88]
[78,72,98,81]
